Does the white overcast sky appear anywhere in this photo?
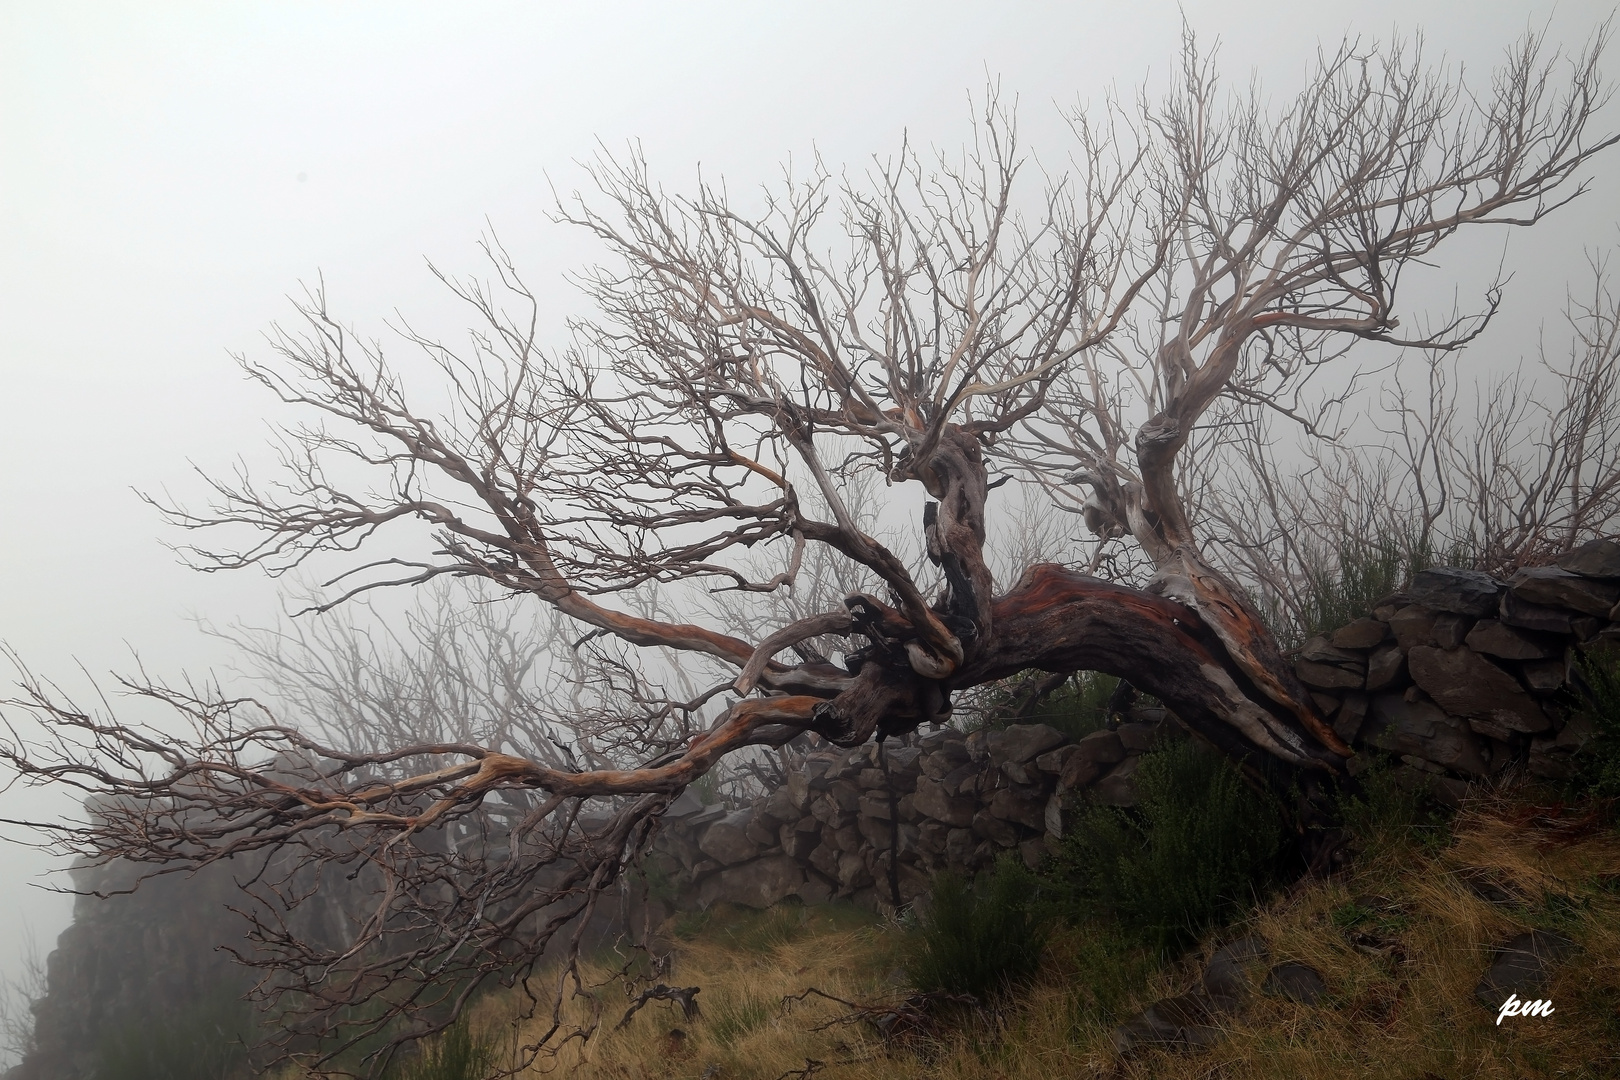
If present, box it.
[2,0,1617,1004]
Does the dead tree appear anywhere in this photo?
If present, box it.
[1,28,1614,1074]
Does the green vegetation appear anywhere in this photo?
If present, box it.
[1018,671,1119,742]
[1048,738,1287,952]
[381,1017,498,1080]
[1570,643,1620,798]
[902,856,1050,1003]
[95,998,253,1080]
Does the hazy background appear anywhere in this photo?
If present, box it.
[3,0,1617,1006]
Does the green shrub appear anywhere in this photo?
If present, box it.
[95,998,253,1080]
[903,856,1050,1003]
[1049,739,1286,953]
[383,1016,497,1080]
[1569,644,1620,798]
[1337,754,1451,857]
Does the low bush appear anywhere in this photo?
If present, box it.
[382,1017,498,1080]
[1570,644,1620,799]
[1048,738,1286,952]
[95,998,253,1080]
[902,855,1050,1003]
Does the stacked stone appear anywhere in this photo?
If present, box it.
[646,711,1171,913]
[1294,538,1620,798]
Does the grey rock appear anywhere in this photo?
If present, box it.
[1297,659,1365,691]
[1203,935,1271,1007]
[999,759,1036,786]
[1365,644,1407,692]
[1332,693,1370,743]
[1018,837,1049,870]
[1464,619,1557,660]
[1058,729,1127,790]
[835,850,873,890]
[779,819,821,861]
[697,811,761,866]
[826,781,861,813]
[1557,538,1620,579]
[1299,636,1366,666]
[1528,746,1577,779]
[989,786,1048,832]
[1311,692,1342,717]
[1409,568,1504,616]
[988,723,1069,765]
[917,819,950,856]
[971,808,1022,847]
[831,824,863,854]
[917,726,967,751]
[941,761,981,798]
[1433,613,1474,649]
[1473,930,1575,1012]
[919,741,971,780]
[1263,962,1328,1005]
[945,827,978,865]
[1091,755,1142,806]
[1407,646,1551,734]
[698,855,805,909]
[1033,743,1081,778]
[807,840,841,881]
[1509,566,1620,617]
[1044,793,1066,838]
[1331,618,1390,649]
[1116,721,1161,753]
[1499,590,1574,634]
[858,791,895,821]
[1111,992,1225,1053]
[1388,605,1439,649]
[794,874,835,905]
[664,787,707,818]
[1520,657,1569,694]
[912,776,976,827]
[885,746,924,774]
[1365,693,1492,775]
[856,767,888,790]
[810,793,852,830]
[744,815,778,847]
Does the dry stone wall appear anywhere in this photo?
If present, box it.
[647,538,1620,913]
[12,541,1620,1079]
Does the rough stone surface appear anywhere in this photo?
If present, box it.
[1407,646,1551,734]
[989,786,1048,832]
[1058,730,1126,790]
[698,855,804,909]
[1364,694,1491,775]
[1499,590,1574,634]
[1432,613,1474,649]
[1365,644,1407,692]
[1203,935,1270,1007]
[1331,693,1370,743]
[1520,657,1568,693]
[1112,993,1225,1053]
[1464,619,1557,660]
[1473,930,1576,1012]
[1091,755,1142,806]
[1263,962,1328,1005]
[988,723,1068,765]
[912,777,976,827]
[1557,538,1620,578]
[698,811,762,866]
[1409,568,1504,616]
[1330,618,1390,649]
[1299,636,1366,666]
[1297,659,1365,690]
[1388,605,1438,649]
[1509,566,1620,617]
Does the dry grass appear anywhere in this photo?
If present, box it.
[457,791,1620,1080]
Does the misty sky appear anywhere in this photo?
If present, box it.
[2,0,1617,1009]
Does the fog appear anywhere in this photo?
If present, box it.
[2,0,1616,1020]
